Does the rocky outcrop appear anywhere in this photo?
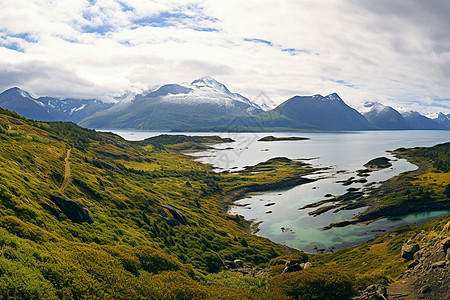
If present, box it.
[50,193,95,224]
[352,284,387,300]
[222,259,262,275]
[282,264,302,273]
[401,243,419,260]
[387,222,450,299]
[161,204,188,225]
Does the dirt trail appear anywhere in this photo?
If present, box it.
[59,148,71,192]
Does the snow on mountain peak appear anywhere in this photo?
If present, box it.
[190,76,230,94]
[359,101,387,114]
[4,87,35,100]
[146,77,264,114]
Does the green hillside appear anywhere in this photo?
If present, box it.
[0,107,448,299]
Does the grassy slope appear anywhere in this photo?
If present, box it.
[0,108,319,299]
[0,108,448,299]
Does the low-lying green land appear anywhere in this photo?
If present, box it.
[0,107,448,299]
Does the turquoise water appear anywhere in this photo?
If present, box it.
[106,129,450,252]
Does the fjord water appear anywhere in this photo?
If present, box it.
[109,130,450,252]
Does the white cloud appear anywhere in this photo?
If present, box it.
[0,0,448,115]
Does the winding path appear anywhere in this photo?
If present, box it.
[59,148,71,192]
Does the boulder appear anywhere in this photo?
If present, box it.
[303,262,312,269]
[282,264,302,274]
[50,193,94,224]
[234,259,244,268]
[401,243,419,260]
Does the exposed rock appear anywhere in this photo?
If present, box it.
[223,260,237,269]
[50,193,94,224]
[161,204,188,225]
[234,259,244,268]
[401,243,419,260]
[303,262,312,269]
[388,235,450,299]
[282,264,302,274]
[352,284,387,300]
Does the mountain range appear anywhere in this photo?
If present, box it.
[79,76,263,130]
[0,87,113,122]
[361,102,447,130]
[0,78,448,131]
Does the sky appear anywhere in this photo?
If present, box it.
[0,0,449,116]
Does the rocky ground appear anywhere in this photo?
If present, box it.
[354,221,450,300]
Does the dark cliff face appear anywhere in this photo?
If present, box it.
[260,93,374,130]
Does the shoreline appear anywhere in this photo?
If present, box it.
[219,176,316,233]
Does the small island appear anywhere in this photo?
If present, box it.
[363,157,392,170]
[258,135,310,142]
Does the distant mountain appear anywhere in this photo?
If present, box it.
[401,111,444,130]
[434,113,450,129]
[362,102,410,129]
[0,87,113,122]
[0,87,61,121]
[80,77,264,130]
[252,93,374,131]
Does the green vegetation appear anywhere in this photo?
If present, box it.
[0,107,448,299]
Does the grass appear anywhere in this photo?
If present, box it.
[0,107,448,299]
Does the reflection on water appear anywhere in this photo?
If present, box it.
[106,129,450,252]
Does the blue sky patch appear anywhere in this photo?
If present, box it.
[282,48,310,56]
[0,32,37,52]
[244,38,273,46]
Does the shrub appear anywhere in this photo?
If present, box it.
[269,266,355,300]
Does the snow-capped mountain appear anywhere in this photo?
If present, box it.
[0,87,113,122]
[401,111,444,130]
[80,77,264,130]
[362,102,410,129]
[434,113,450,129]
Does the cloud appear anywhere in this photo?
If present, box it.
[0,0,448,115]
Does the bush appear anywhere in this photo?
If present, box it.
[269,266,355,300]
